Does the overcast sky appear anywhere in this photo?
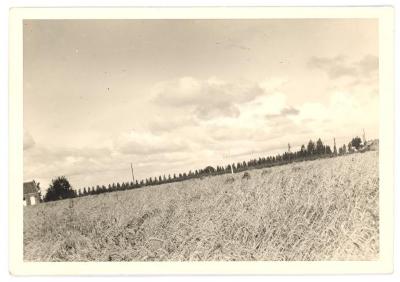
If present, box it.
[23,19,379,192]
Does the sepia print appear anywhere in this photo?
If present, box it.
[12,8,393,274]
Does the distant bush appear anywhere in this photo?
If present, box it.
[242,172,251,180]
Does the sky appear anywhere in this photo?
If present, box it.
[23,19,379,192]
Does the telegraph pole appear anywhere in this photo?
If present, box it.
[223,151,234,174]
[130,163,135,183]
[362,128,366,144]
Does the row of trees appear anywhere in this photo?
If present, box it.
[43,136,366,202]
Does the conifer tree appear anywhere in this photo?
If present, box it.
[307,140,315,155]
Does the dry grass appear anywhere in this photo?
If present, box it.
[23,151,379,261]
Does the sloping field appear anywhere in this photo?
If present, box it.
[23,151,379,261]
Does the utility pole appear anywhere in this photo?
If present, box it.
[130,163,135,183]
[362,128,366,144]
[223,151,234,174]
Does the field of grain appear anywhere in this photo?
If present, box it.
[23,151,379,261]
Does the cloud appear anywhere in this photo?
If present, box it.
[23,144,116,191]
[294,89,378,141]
[308,55,356,78]
[308,54,378,79]
[23,129,35,150]
[151,76,283,120]
[281,106,300,116]
[26,145,111,163]
[115,131,189,155]
[190,91,305,156]
[265,106,299,119]
[356,54,379,76]
[148,115,197,134]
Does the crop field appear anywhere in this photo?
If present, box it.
[23,151,379,261]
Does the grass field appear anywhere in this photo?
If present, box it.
[23,151,379,261]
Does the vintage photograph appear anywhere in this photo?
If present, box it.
[22,17,381,263]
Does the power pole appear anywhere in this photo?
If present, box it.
[362,128,366,144]
[130,163,135,183]
[223,151,234,174]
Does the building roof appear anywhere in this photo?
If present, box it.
[23,181,38,195]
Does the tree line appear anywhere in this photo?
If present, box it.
[42,136,366,202]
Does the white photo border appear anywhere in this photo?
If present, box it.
[9,7,394,275]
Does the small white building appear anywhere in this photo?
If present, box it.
[23,181,41,206]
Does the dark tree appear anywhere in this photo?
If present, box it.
[351,136,363,149]
[348,142,352,152]
[300,144,306,157]
[43,176,76,202]
[316,138,324,155]
[307,140,315,155]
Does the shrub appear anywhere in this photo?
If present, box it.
[242,172,251,180]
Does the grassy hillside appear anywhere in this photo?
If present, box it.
[23,151,379,261]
